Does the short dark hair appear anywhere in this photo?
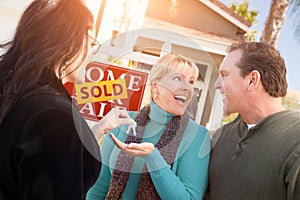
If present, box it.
[229,42,287,97]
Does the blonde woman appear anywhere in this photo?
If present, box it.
[87,53,210,200]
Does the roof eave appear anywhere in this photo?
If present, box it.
[199,0,251,32]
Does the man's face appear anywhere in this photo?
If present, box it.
[214,49,250,115]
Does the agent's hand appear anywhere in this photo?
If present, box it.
[110,133,155,157]
[92,108,133,140]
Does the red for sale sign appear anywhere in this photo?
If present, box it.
[64,61,148,122]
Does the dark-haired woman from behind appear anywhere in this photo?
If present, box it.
[0,0,132,199]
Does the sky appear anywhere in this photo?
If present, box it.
[220,0,300,91]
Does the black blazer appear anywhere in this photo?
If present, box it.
[0,76,101,200]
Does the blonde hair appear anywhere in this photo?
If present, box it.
[141,53,199,105]
[149,53,199,82]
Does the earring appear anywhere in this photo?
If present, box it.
[59,59,69,79]
[153,93,157,102]
[59,65,66,78]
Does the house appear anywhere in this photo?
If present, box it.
[0,0,251,130]
[95,0,251,130]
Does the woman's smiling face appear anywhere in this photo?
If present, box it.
[151,67,195,115]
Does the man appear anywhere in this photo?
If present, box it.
[207,42,300,199]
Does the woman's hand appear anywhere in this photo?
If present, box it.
[92,108,134,140]
[110,133,155,157]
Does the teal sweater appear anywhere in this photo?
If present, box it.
[87,103,210,200]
